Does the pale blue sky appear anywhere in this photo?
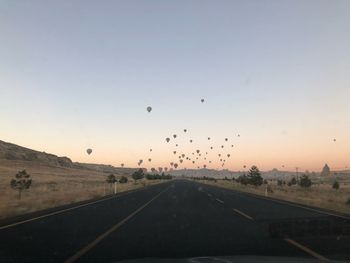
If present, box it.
[1,0,350,170]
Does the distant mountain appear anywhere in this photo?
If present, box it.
[170,168,308,179]
[170,168,240,179]
[0,140,136,174]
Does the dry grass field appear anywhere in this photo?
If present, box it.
[199,178,350,215]
[0,160,162,220]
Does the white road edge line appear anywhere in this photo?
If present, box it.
[199,182,350,220]
[216,198,224,204]
[0,184,160,230]
[284,238,329,261]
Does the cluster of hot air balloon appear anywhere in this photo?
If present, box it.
[84,99,248,172]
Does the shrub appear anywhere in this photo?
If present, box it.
[332,181,339,190]
[119,176,128,184]
[346,197,350,205]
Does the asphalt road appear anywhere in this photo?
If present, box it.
[0,179,349,262]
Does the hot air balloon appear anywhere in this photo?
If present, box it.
[184,129,187,132]
[173,134,177,139]
[204,157,206,160]
[333,138,337,142]
[158,167,163,173]
[209,161,212,163]
[180,159,183,163]
[199,154,202,157]
[192,161,195,164]
[218,154,221,157]
[150,148,152,152]
[176,144,178,147]
[203,165,207,168]
[190,139,193,143]
[170,162,174,166]
[164,167,168,172]
[148,158,152,162]
[221,145,224,148]
[166,138,170,143]
[147,106,152,113]
[225,138,228,141]
[174,163,178,169]
[231,145,234,147]
[208,137,210,140]
[243,165,246,168]
[121,163,124,167]
[86,148,92,155]
[196,150,200,154]
[201,99,205,103]
[181,154,185,158]
[151,168,156,173]
[227,154,230,158]
[210,147,213,150]
[237,134,240,137]
[173,151,177,154]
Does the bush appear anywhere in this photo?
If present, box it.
[332,181,339,190]
[277,179,283,186]
[119,176,128,184]
[299,175,312,188]
[346,197,350,205]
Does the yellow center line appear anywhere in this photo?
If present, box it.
[232,208,253,220]
[284,238,329,261]
[64,187,169,263]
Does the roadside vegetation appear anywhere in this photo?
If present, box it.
[0,160,171,220]
[194,165,350,215]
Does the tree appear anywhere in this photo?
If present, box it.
[277,179,283,186]
[132,168,144,183]
[299,174,312,188]
[247,165,263,186]
[321,164,331,177]
[119,176,128,184]
[288,177,297,186]
[106,174,116,184]
[10,170,32,200]
[332,180,339,190]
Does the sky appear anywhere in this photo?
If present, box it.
[1,0,350,172]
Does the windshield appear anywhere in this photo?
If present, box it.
[0,1,350,262]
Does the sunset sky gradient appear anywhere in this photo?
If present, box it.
[1,0,350,171]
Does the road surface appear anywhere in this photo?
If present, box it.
[0,179,349,262]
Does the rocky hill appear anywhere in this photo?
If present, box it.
[0,140,135,174]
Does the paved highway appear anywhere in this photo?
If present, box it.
[0,179,349,262]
